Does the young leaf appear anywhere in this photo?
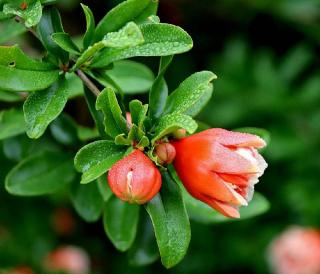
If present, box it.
[70,180,104,222]
[51,32,80,55]
[103,196,140,251]
[164,71,217,117]
[129,100,148,128]
[37,7,69,63]
[151,113,197,144]
[5,151,75,196]
[3,0,42,27]
[94,0,156,41]
[146,171,191,268]
[83,86,107,139]
[104,60,155,94]
[91,23,193,68]
[0,19,26,44]
[96,87,128,138]
[74,140,126,184]
[0,108,26,140]
[128,212,159,267]
[149,55,173,119]
[81,4,95,49]
[23,75,69,139]
[0,45,59,92]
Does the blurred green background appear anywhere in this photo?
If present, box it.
[1,0,320,273]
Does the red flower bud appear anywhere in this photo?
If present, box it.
[155,142,176,165]
[108,149,161,204]
[172,128,267,218]
[10,266,34,274]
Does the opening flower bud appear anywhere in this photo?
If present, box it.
[155,142,176,165]
[108,149,161,204]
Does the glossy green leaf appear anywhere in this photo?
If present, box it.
[146,171,191,268]
[3,0,42,27]
[149,55,173,119]
[96,87,128,138]
[0,90,23,102]
[52,32,80,55]
[91,23,193,68]
[37,7,68,63]
[74,140,125,184]
[103,196,140,251]
[5,151,75,196]
[151,113,197,144]
[0,108,26,140]
[83,86,107,139]
[72,22,143,71]
[66,72,83,99]
[164,71,217,117]
[0,19,26,44]
[0,45,59,92]
[128,212,159,267]
[23,75,69,139]
[70,180,104,222]
[94,0,156,41]
[105,60,154,94]
[81,4,95,49]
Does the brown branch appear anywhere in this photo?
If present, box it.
[76,70,100,97]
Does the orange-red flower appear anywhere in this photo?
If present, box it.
[108,149,161,204]
[172,128,267,218]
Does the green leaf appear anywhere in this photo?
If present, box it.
[151,113,197,144]
[96,87,128,138]
[52,32,80,55]
[0,19,26,44]
[66,72,83,99]
[70,180,104,222]
[103,196,140,251]
[0,108,26,140]
[0,90,23,102]
[23,75,69,139]
[105,60,154,94]
[91,23,193,68]
[83,86,107,139]
[81,4,95,49]
[164,71,217,117]
[129,99,148,128]
[72,22,143,71]
[37,7,68,63]
[149,55,173,119]
[146,171,191,268]
[97,175,113,202]
[50,113,79,145]
[74,140,126,184]
[5,151,75,196]
[94,0,156,42]
[3,0,42,27]
[128,212,159,267]
[0,45,59,92]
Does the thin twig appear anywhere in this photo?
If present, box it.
[15,16,38,38]
[76,70,100,97]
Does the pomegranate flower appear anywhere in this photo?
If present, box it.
[108,149,161,204]
[268,226,320,274]
[172,128,267,218]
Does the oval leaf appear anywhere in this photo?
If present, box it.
[0,108,26,140]
[5,151,75,196]
[146,171,191,268]
[91,23,193,68]
[103,196,140,251]
[24,75,69,139]
[74,140,126,184]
